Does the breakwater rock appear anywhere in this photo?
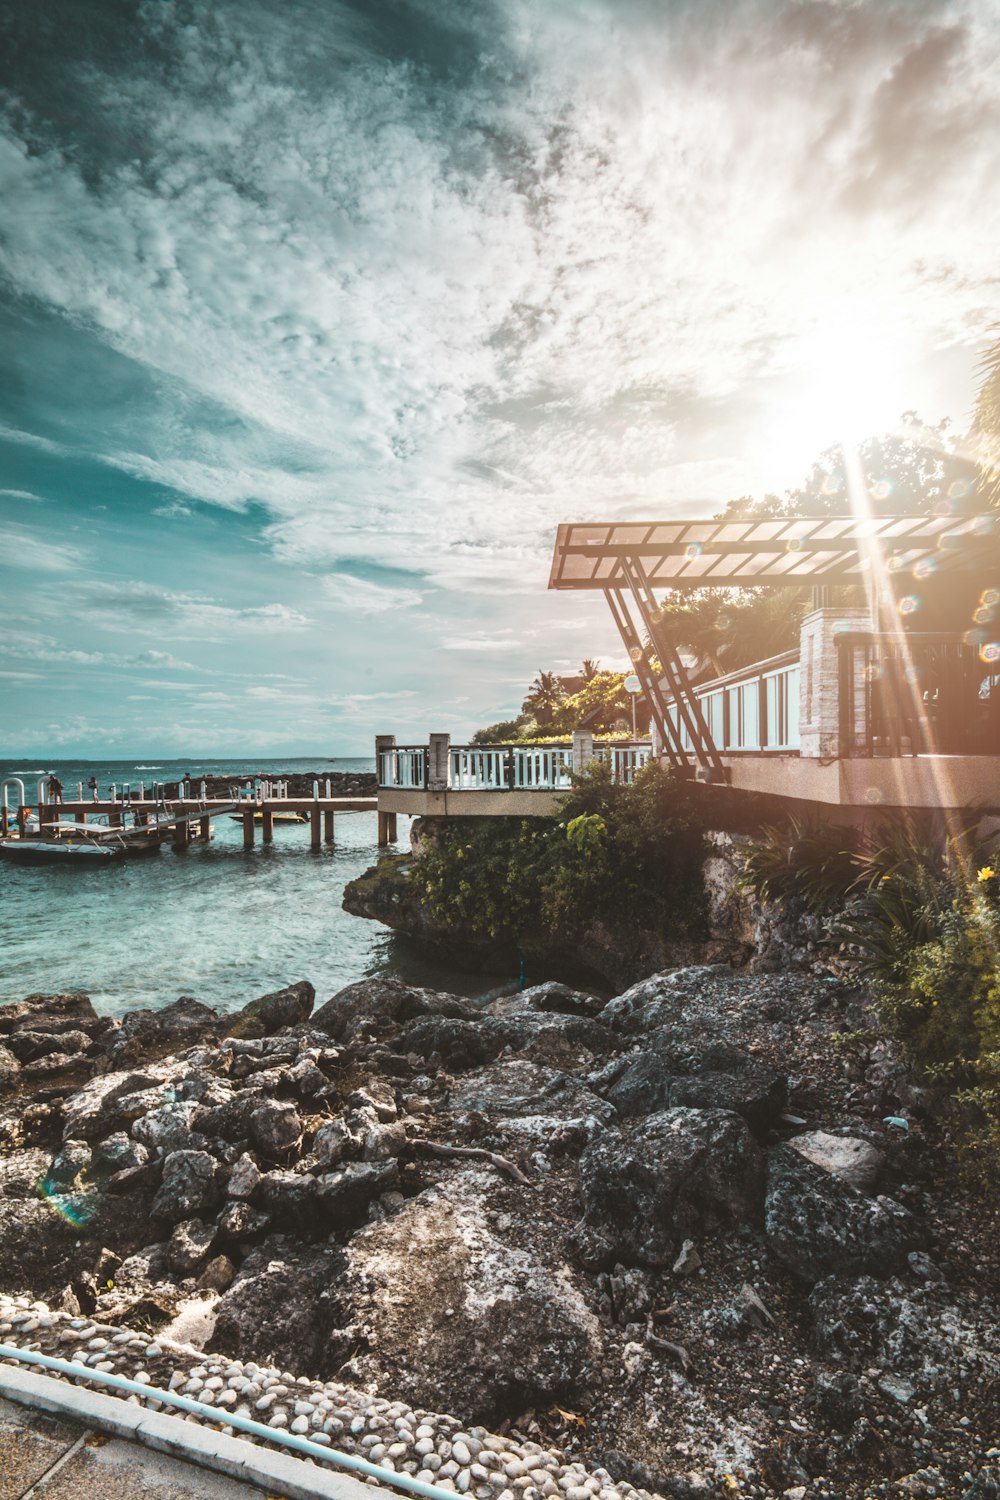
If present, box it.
[1,972,998,1499]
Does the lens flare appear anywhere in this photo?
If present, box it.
[685,542,703,560]
[980,642,1000,664]
[870,480,892,502]
[974,606,996,625]
[36,1177,95,1227]
[914,558,938,580]
[898,595,920,616]
[982,589,1000,608]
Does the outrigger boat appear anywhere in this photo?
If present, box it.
[227,810,307,824]
[0,837,123,865]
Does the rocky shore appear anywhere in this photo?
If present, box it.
[1,970,998,1500]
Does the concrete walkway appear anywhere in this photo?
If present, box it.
[0,1368,385,1500]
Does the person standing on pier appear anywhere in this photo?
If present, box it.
[87,776,98,800]
[48,775,63,804]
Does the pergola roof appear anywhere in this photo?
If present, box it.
[548,514,1000,591]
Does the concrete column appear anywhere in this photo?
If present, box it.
[571,729,594,772]
[428,733,451,791]
[798,606,872,758]
[262,807,273,844]
[324,810,335,843]
[378,810,398,845]
[310,807,322,849]
[242,809,255,850]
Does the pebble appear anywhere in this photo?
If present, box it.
[0,1292,652,1500]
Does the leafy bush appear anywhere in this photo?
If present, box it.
[740,815,858,913]
[408,761,706,946]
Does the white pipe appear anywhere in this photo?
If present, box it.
[0,1344,464,1500]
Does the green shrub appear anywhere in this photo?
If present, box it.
[408,761,706,946]
[740,815,858,913]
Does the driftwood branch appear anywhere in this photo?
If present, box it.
[415,1141,533,1186]
[646,1317,692,1374]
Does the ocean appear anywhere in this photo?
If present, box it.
[0,757,515,1017]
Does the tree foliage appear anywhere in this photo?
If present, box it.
[408,761,706,945]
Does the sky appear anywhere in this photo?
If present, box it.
[1,0,999,758]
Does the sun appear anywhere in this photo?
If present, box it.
[760,311,913,486]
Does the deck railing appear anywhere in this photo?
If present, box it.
[837,632,1000,756]
[663,650,801,754]
[378,742,651,791]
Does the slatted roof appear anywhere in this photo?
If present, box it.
[548,514,1000,590]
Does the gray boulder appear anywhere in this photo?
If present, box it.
[61,1065,180,1142]
[765,1144,922,1283]
[168,1216,216,1274]
[151,1149,222,1222]
[248,1099,302,1158]
[132,1100,208,1156]
[8,1028,92,1063]
[449,1059,617,1129]
[209,1240,347,1371]
[0,992,99,1036]
[577,1107,764,1268]
[0,1044,19,1092]
[311,976,479,1043]
[788,1130,884,1194]
[314,1160,399,1229]
[106,997,218,1062]
[93,1132,149,1176]
[44,1139,92,1187]
[254,1169,318,1228]
[223,980,315,1039]
[326,1173,602,1423]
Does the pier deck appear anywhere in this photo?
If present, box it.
[20,797,381,849]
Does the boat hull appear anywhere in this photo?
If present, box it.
[0,839,122,865]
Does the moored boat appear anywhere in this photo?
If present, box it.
[0,838,123,865]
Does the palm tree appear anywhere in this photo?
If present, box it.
[581,657,600,681]
[975,332,1000,509]
[522,670,565,726]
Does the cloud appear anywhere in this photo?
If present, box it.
[320,573,423,613]
[63,581,310,636]
[0,488,43,502]
[0,525,87,574]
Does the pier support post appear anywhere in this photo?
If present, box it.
[262,807,273,844]
[378,810,397,845]
[323,810,334,843]
[110,809,123,828]
[310,807,322,850]
[243,809,255,850]
[75,812,86,825]
[173,819,190,850]
[199,814,211,840]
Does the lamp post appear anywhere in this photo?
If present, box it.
[623,673,641,740]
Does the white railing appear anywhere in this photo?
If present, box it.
[664,652,800,754]
[379,742,641,790]
[609,745,651,783]
[379,748,426,789]
[451,747,507,789]
[512,746,575,789]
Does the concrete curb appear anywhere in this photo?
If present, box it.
[0,1363,386,1500]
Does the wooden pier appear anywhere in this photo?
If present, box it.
[9,795,382,850]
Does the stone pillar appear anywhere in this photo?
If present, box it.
[571,729,594,772]
[374,734,396,785]
[428,733,451,791]
[798,606,871,758]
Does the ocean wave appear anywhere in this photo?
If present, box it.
[133,765,162,770]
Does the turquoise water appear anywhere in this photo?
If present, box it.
[0,758,514,1016]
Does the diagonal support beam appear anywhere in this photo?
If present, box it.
[620,556,727,780]
[604,588,686,771]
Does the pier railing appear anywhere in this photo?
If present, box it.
[378,741,651,792]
